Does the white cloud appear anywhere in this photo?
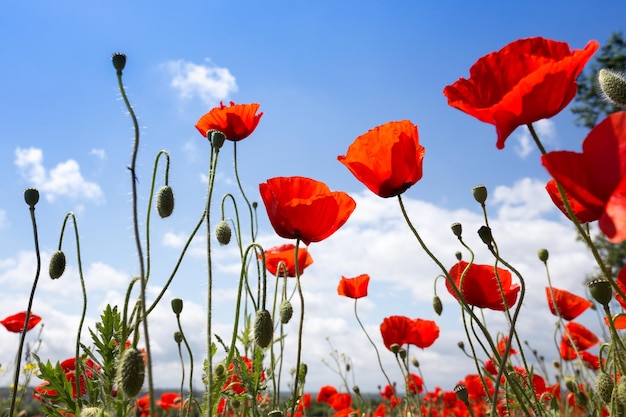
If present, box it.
[90,149,106,160]
[162,59,238,107]
[14,147,104,204]
[514,119,556,158]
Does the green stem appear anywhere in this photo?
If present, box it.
[290,239,305,417]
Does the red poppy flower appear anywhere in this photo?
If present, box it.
[157,392,182,411]
[617,266,626,309]
[60,357,100,373]
[545,179,599,224]
[545,287,592,321]
[337,120,425,198]
[327,393,352,411]
[542,111,626,242]
[559,321,599,360]
[446,261,520,311]
[579,350,601,370]
[406,373,424,394]
[337,274,370,299]
[259,176,356,246]
[496,336,517,356]
[379,315,439,350]
[261,244,313,277]
[607,314,626,330]
[33,382,58,401]
[296,393,311,411]
[223,356,265,395]
[317,385,338,403]
[443,37,598,149]
[1,312,42,333]
[195,101,262,141]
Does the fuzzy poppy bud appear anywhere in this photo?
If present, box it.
[230,398,241,410]
[599,69,626,106]
[617,379,626,407]
[537,248,549,262]
[215,220,232,245]
[411,356,419,368]
[214,363,225,377]
[596,372,614,405]
[171,298,183,315]
[268,410,283,417]
[49,250,66,279]
[477,225,493,246]
[450,222,462,237]
[565,376,578,393]
[253,309,273,348]
[454,384,469,404]
[24,188,39,208]
[156,186,174,218]
[174,331,183,344]
[111,53,127,72]
[279,300,293,324]
[117,347,145,398]
[80,407,111,417]
[472,185,487,204]
[455,251,462,261]
[432,295,443,316]
[588,279,613,307]
[208,130,226,149]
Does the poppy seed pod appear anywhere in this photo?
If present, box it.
[215,220,232,245]
[279,300,293,324]
[156,185,174,218]
[117,347,145,398]
[450,222,462,237]
[171,298,183,314]
[599,68,626,106]
[208,130,226,149]
[454,384,469,404]
[253,309,273,349]
[596,372,614,405]
[588,279,613,307]
[537,248,549,262]
[24,188,39,208]
[455,251,462,261]
[174,331,183,344]
[111,53,127,72]
[268,410,284,417]
[49,250,66,279]
[477,225,494,246]
[472,185,487,204]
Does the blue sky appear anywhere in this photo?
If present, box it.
[1,0,624,395]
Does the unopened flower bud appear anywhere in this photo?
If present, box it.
[253,309,273,349]
[411,356,419,368]
[353,385,360,395]
[617,379,626,407]
[208,130,226,149]
[537,248,549,262]
[111,53,127,72]
[24,188,39,208]
[472,185,487,204]
[477,225,493,246]
[432,295,443,316]
[268,410,283,417]
[454,384,469,403]
[252,201,258,209]
[564,377,578,393]
[80,407,111,417]
[156,185,174,218]
[230,398,241,410]
[171,298,183,314]
[596,372,614,405]
[588,279,613,307]
[174,331,183,344]
[457,341,465,351]
[279,300,293,324]
[49,250,66,279]
[215,220,232,245]
[117,347,145,398]
[599,68,626,106]
[214,363,225,377]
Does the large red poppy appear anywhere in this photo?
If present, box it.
[559,321,599,360]
[443,37,598,149]
[327,393,352,411]
[337,120,425,198]
[317,385,338,403]
[337,274,370,299]
[0,312,42,333]
[446,261,520,311]
[542,111,626,242]
[157,392,182,411]
[545,179,598,224]
[259,176,356,245]
[261,244,313,277]
[379,315,439,351]
[195,101,263,141]
[545,287,592,321]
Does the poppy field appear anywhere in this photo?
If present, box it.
[6,35,626,417]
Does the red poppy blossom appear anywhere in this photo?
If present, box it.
[33,382,58,402]
[157,392,182,411]
[195,101,262,141]
[317,385,338,403]
[379,315,439,350]
[446,261,520,311]
[337,274,370,299]
[1,312,42,333]
[617,265,626,309]
[443,37,598,149]
[559,321,599,360]
[606,314,626,330]
[542,111,626,242]
[545,287,592,321]
[223,356,265,395]
[259,176,356,246]
[545,179,599,224]
[261,244,313,277]
[327,393,352,411]
[406,373,424,394]
[337,120,425,198]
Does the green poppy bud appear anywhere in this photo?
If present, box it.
[215,220,232,245]
[24,188,39,208]
[617,379,626,407]
[174,331,183,344]
[171,298,183,314]
[432,295,443,316]
[268,410,283,417]
[537,248,549,262]
[49,250,66,279]
[253,309,273,349]
[117,347,145,398]
[111,53,127,73]
[599,68,626,106]
[279,300,293,324]
[214,363,225,377]
[80,407,111,417]
[596,372,614,405]
[156,185,174,218]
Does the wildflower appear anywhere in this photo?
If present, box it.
[379,315,439,350]
[406,373,424,394]
[545,287,593,320]
[444,37,598,149]
[327,393,352,411]
[223,356,265,395]
[259,176,356,245]
[261,244,313,277]
[337,274,370,299]
[195,101,263,141]
[0,312,42,333]
[337,120,425,197]
[157,392,182,411]
[446,261,520,311]
[542,111,626,242]
[317,385,338,403]
[560,321,599,360]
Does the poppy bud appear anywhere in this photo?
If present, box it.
[588,279,612,307]
[575,391,588,406]
[537,248,549,262]
[472,185,487,204]
[348,413,359,417]
[268,410,283,417]
[454,384,469,404]
[455,251,462,261]
[279,300,293,324]
[432,295,443,316]
[156,185,174,218]
[565,376,578,393]
[117,347,145,398]
[353,385,360,395]
[230,398,241,410]
[214,363,225,377]
[457,341,465,351]
[111,53,127,72]
[398,348,406,360]
[411,356,419,368]
[171,298,183,314]
[174,331,183,344]
[599,68,626,106]
[49,250,66,279]
[253,309,273,349]
[477,225,493,246]
[80,407,111,417]
[24,188,39,208]
[215,220,232,245]
[596,372,614,405]
[617,379,626,407]
[252,201,258,209]
[207,130,226,149]
[450,222,462,237]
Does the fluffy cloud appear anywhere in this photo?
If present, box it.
[514,119,557,158]
[14,147,104,204]
[162,59,237,107]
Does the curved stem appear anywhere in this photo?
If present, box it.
[290,239,305,417]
